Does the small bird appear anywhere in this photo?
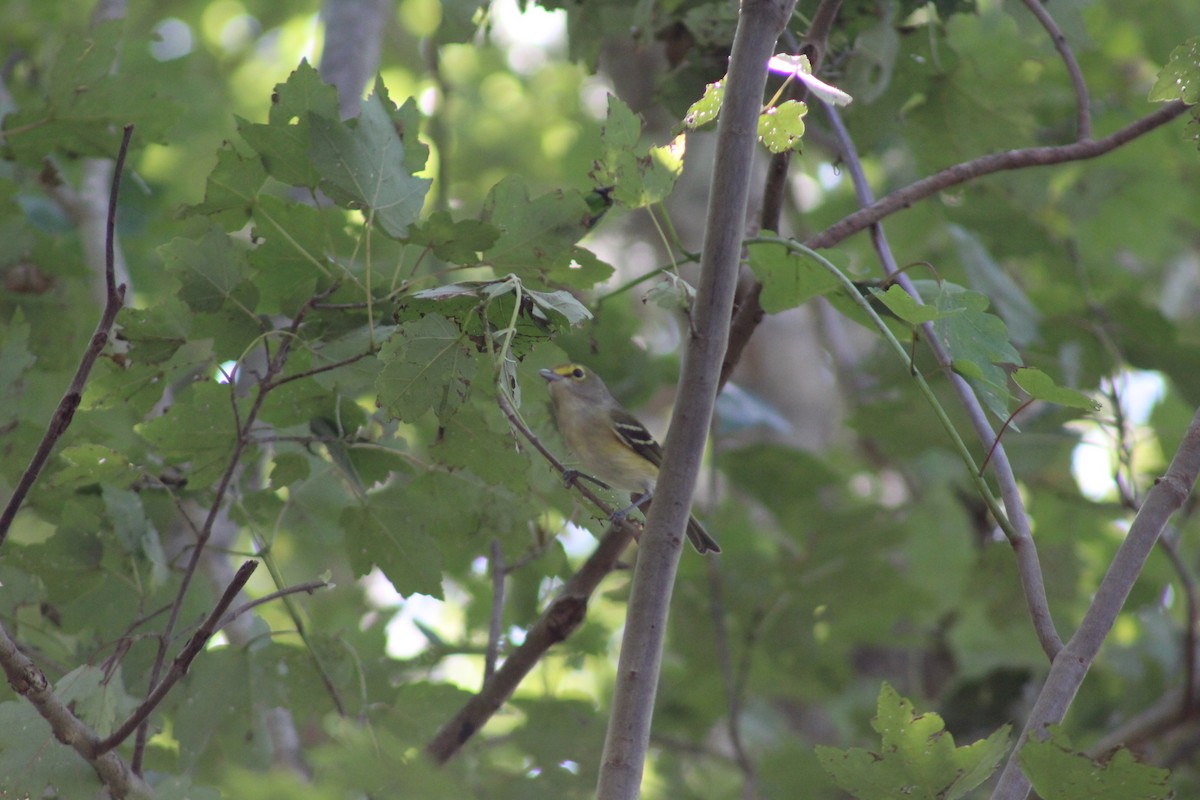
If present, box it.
[539,363,720,554]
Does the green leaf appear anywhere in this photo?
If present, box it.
[746,238,840,312]
[1,22,182,163]
[949,225,1041,346]
[114,303,191,365]
[49,444,137,491]
[480,176,613,287]
[161,227,257,315]
[1021,726,1171,800]
[136,380,239,486]
[598,93,641,151]
[343,488,444,597]
[406,211,500,262]
[249,196,353,314]
[431,397,530,488]
[1149,37,1200,103]
[371,79,430,174]
[872,284,951,324]
[181,142,267,228]
[236,59,340,188]
[592,95,685,208]
[643,272,696,312]
[931,284,1023,419]
[55,665,138,738]
[526,286,593,327]
[0,701,101,798]
[376,314,476,422]
[1012,368,1100,411]
[309,91,432,238]
[816,683,1010,800]
[757,99,808,153]
[683,79,725,128]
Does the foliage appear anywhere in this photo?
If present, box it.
[816,683,1010,800]
[1,0,1200,798]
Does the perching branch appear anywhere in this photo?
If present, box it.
[992,407,1200,800]
[596,2,799,798]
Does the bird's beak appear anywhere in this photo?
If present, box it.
[538,368,562,383]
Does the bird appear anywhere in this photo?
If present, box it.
[539,363,720,554]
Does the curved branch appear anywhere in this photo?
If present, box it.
[822,102,1063,658]
[1020,0,1090,140]
[807,102,1188,250]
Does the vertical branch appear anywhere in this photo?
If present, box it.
[595,2,799,798]
[723,0,843,387]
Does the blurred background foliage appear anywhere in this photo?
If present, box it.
[1,0,1200,797]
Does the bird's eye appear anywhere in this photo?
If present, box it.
[571,367,585,379]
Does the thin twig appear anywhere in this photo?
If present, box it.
[96,561,259,754]
[265,347,376,390]
[133,285,339,770]
[0,125,133,548]
[218,579,330,631]
[1019,0,1090,140]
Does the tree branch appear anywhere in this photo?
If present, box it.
[96,560,259,754]
[425,520,635,763]
[134,286,337,769]
[596,2,799,797]
[822,101,1063,658]
[0,623,152,798]
[807,102,1188,251]
[0,124,133,549]
[723,1,842,387]
[1020,0,1090,140]
[992,407,1200,799]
